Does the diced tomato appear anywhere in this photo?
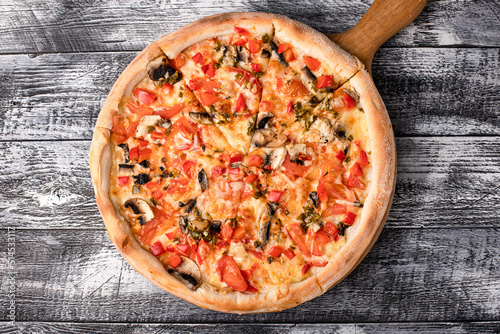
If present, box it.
[150,241,165,256]
[286,224,311,257]
[153,104,183,119]
[211,166,226,176]
[233,38,247,46]
[112,115,137,137]
[234,26,252,38]
[350,162,363,177]
[301,263,311,275]
[282,79,308,98]
[196,239,210,264]
[317,182,328,203]
[312,230,330,256]
[283,248,295,260]
[247,155,263,167]
[166,230,178,240]
[312,260,328,267]
[112,133,128,145]
[321,203,347,217]
[358,150,369,167]
[192,52,204,65]
[248,249,264,260]
[232,226,246,240]
[117,176,129,186]
[181,160,196,178]
[282,154,310,177]
[240,270,252,280]
[246,284,258,292]
[152,189,163,200]
[126,101,154,118]
[284,49,296,62]
[199,91,218,106]
[134,88,156,106]
[201,61,216,78]
[323,222,339,239]
[171,54,186,70]
[216,255,248,291]
[234,93,245,113]
[344,212,357,226]
[228,168,240,176]
[175,244,191,256]
[221,223,234,240]
[167,253,182,268]
[287,101,294,115]
[225,67,262,94]
[260,100,275,112]
[303,56,321,71]
[188,79,201,90]
[316,75,334,88]
[138,148,152,162]
[248,39,261,53]
[129,146,139,161]
[150,129,166,140]
[161,83,173,94]
[347,173,365,189]
[138,140,148,146]
[268,190,283,202]
[251,63,262,72]
[335,150,346,161]
[278,44,291,54]
[268,246,283,258]
[343,92,356,108]
[244,173,257,184]
[165,178,189,196]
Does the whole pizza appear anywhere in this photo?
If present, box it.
[90,12,396,313]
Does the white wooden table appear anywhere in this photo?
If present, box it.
[0,0,499,333]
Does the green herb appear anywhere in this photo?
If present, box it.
[147,126,155,134]
[247,115,256,135]
[262,34,270,43]
[214,148,225,153]
[253,188,263,199]
[235,72,243,80]
[214,39,222,51]
[347,134,354,141]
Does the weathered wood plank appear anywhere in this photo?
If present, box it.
[1,321,499,334]
[1,228,498,323]
[0,0,498,55]
[0,48,498,140]
[0,138,498,230]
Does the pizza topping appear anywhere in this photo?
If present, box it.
[267,147,286,170]
[309,191,320,208]
[124,198,154,225]
[216,255,248,291]
[197,169,208,192]
[168,255,201,290]
[256,111,273,129]
[135,115,163,139]
[260,49,271,58]
[316,75,334,89]
[236,46,251,63]
[270,39,288,67]
[258,203,274,246]
[304,117,335,143]
[118,163,134,175]
[189,111,213,124]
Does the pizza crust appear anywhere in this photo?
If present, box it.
[90,13,396,313]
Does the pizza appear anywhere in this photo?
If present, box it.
[89,12,396,313]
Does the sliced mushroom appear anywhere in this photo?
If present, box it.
[183,198,197,214]
[189,218,210,231]
[251,129,274,147]
[259,204,274,245]
[304,116,335,143]
[237,46,251,63]
[118,163,135,175]
[267,147,286,170]
[117,143,130,163]
[189,112,213,124]
[260,49,271,58]
[167,256,201,290]
[135,115,163,138]
[256,112,273,129]
[147,55,169,81]
[160,119,172,130]
[178,216,189,234]
[198,169,208,192]
[222,45,238,67]
[124,198,155,225]
[309,191,319,208]
[287,144,307,163]
[267,133,287,148]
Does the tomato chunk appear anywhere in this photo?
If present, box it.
[301,263,311,275]
[350,162,363,177]
[117,176,129,186]
[201,61,216,78]
[335,150,346,161]
[268,190,283,202]
[283,248,295,260]
[134,88,156,106]
[248,250,264,260]
[154,104,184,119]
[221,223,234,240]
[287,101,294,115]
[192,52,204,65]
[234,26,252,38]
[233,38,247,46]
[234,93,245,112]
[284,49,296,62]
[286,224,311,257]
[232,226,246,240]
[175,244,191,256]
[150,241,165,256]
[129,146,139,161]
[358,150,369,167]
[317,181,328,203]
[323,222,339,239]
[199,91,218,106]
[216,255,248,291]
[246,155,263,167]
[303,56,321,71]
[312,230,330,256]
[316,75,334,88]
[312,260,328,267]
[211,166,226,176]
[344,212,357,226]
[244,173,257,183]
[278,44,291,54]
[347,173,365,189]
[268,246,283,258]
[248,39,261,53]
[251,63,262,72]
[167,253,182,268]
[282,154,309,177]
[343,92,356,108]
[138,148,152,162]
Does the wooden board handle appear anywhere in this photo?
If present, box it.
[328,0,427,73]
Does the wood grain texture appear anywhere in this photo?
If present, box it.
[0,228,498,323]
[1,138,498,230]
[1,321,499,334]
[0,48,498,141]
[0,0,498,55]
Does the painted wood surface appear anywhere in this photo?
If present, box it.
[1,322,500,334]
[0,48,498,141]
[0,228,499,323]
[0,0,498,55]
[0,0,499,332]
